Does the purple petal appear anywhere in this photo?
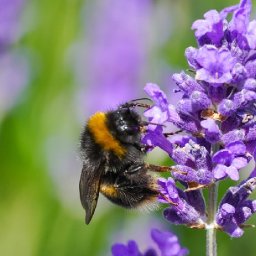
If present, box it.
[142,126,173,155]
[172,71,204,95]
[231,157,248,169]
[144,106,169,126]
[192,10,224,46]
[111,240,142,256]
[218,99,236,117]
[151,229,189,256]
[226,141,246,155]
[213,164,228,180]
[144,83,169,110]
[190,91,212,111]
[212,149,233,165]
[225,166,239,181]
[243,78,256,91]
[221,129,245,145]
[246,20,256,49]
[201,118,222,143]
[195,46,235,83]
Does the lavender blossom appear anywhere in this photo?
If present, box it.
[0,52,28,117]
[74,0,152,117]
[111,229,188,256]
[0,0,25,50]
[141,0,256,242]
[0,0,27,119]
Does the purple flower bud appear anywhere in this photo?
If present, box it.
[159,178,205,226]
[231,63,247,83]
[218,99,236,116]
[201,118,222,143]
[233,89,256,108]
[245,59,256,77]
[229,0,252,49]
[246,20,256,49]
[190,91,212,111]
[176,99,193,116]
[216,177,256,237]
[185,47,200,69]
[172,71,204,96]
[243,78,256,91]
[144,83,171,132]
[144,83,169,110]
[221,129,245,145]
[192,10,224,46]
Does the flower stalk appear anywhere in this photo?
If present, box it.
[206,183,218,256]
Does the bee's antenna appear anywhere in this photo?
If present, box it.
[129,98,153,103]
[120,98,153,109]
[141,121,166,127]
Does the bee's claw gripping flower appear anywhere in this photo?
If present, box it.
[141,0,256,238]
[111,229,188,256]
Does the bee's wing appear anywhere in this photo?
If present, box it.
[79,163,104,224]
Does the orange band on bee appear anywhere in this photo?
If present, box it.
[87,112,126,158]
[100,184,118,198]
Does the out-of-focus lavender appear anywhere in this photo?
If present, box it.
[0,0,25,49]
[0,52,28,116]
[73,0,153,118]
[0,0,28,119]
[112,228,188,256]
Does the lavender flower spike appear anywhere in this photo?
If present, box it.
[111,229,188,256]
[112,0,256,255]
[141,0,256,248]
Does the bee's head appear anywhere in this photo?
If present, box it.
[106,104,142,144]
[114,106,141,133]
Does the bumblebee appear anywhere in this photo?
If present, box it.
[79,99,164,224]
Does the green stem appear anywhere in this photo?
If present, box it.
[206,182,218,256]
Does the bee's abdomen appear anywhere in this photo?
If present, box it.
[99,171,158,209]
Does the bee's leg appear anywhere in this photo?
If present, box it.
[163,130,182,137]
[145,163,171,172]
[159,192,179,206]
[145,163,187,175]
[124,164,144,174]
[150,189,178,206]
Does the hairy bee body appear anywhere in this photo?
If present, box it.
[79,103,158,224]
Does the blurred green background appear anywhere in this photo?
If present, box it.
[1,0,256,255]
